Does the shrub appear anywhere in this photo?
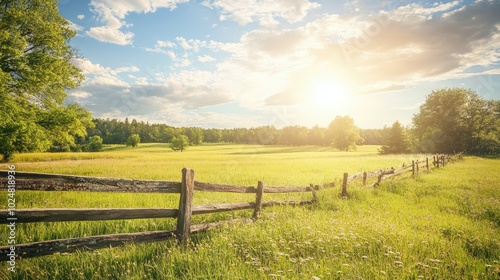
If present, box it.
[126,134,140,147]
[88,135,103,152]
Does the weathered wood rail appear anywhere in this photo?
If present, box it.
[340,153,463,197]
[0,168,324,261]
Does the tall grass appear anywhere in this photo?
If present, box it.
[4,144,418,185]
[0,145,498,279]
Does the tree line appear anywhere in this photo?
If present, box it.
[80,117,377,149]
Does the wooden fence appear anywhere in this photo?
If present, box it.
[339,153,463,197]
[0,153,462,261]
[0,168,327,261]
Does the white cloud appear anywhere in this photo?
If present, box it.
[72,58,110,75]
[157,40,176,48]
[175,37,210,52]
[174,58,192,68]
[71,58,131,87]
[388,0,461,22]
[70,91,91,99]
[145,40,177,54]
[149,109,264,128]
[77,14,85,20]
[204,0,320,25]
[67,20,84,33]
[71,57,236,118]
[197,55,215,62]
[146,38,234,69]
[75,1,500,128]
[87,0,189,45]
[240,0,500,105]
[176,36,192,50]
[86,26,134,45]
[114,66,140,74]
[167,51,177,60]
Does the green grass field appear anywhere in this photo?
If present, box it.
[0,144,499,279]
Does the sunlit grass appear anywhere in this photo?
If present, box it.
[4,143,417,185]
[0,145,498,279]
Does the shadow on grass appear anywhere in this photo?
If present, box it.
[101,145,128,152]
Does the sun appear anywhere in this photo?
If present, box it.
[309,80,350,110]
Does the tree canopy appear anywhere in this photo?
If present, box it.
[412,88,500,154]
[83,118,379,147]
[88,135,103,152]
[379,121,411,154]
[327,116,363,151]
[170,135,189,152]
[0,0,91,161]
[126,134,140,148]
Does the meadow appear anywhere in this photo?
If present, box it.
[0,144,499,279]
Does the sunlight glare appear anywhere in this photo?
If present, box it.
[309,80,350,110]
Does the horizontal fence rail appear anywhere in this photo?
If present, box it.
[0,208,180,223]
[0,167,324,260]
[0,170,182,193]
[0,153,462,261]
[0,218,253,260]
[0,171,321,194]
[340,153,462,197]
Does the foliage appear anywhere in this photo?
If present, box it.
[88,135,103,152]
[0,0,90,161]
[84,119,384,148]
[126,134,140,147]
[87,119,342,146]
[413,88,500,154]
[359,128,383,145]
[379,121,412,154]
[170,135,190,152]
[186,127,203,145]
[203,128,223,143]
[327,116,364,151]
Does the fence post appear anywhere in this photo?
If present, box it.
[310,184,318,202]
[411,160,415,176]
[376,173,382,187]
[362,172,367,185]
[426,157,429,172]
[341,173,348,197]
[176,168,194,246]
[253,181,264,220]
[442,155,446,167]
[416,161,419,174]
[436,155,440,169]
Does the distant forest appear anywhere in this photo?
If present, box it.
[78,87,500,156]
[81,118,383,147]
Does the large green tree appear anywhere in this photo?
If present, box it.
[0,0,90,161]
[413,88,500,154]
[379,121,412,154]
[170,135,189,152]
[327,116,363,151]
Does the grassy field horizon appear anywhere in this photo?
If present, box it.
[0,144,499,279]
[3,144,421,186]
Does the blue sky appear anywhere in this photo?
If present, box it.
[59,0,500,129]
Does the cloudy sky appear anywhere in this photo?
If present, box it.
[60,0,500,129]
